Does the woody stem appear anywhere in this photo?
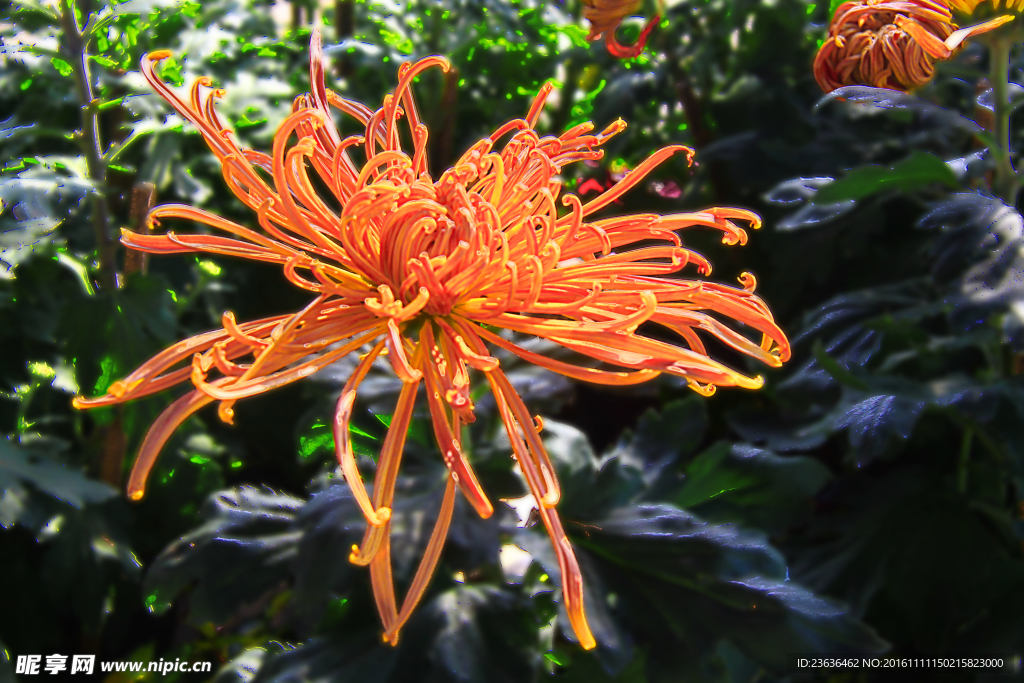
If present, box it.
[989,35,1018,204]
[60,0,116,291]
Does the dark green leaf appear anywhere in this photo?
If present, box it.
[0,438,117,513]
[143,486,304,622]
[673,443,832,533]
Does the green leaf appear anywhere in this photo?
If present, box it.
[520,420,885,674]
[49,57,73,77]
[791,468,1024,653]
[815,151,959,203]
[89,55,120,70]
[0,438,117,514]
[673,442,832,533]
[812,338,870,391]
[59,273,177,403]
[522,501,887,674]
[10,0,61,21]
[0,173,95,274]
[143,486,304,623]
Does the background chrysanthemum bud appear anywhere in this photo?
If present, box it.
[582,0,660,58]
[813,0,1013,93]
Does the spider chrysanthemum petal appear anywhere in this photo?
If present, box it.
[74,30,791,648]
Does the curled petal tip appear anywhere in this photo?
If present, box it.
[146,50,173,62]
[688,382,716,397]
[128,488,145,501]
[217,403,235,424]
[738,271,757,292]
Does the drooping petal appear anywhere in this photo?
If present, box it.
[334,339,392,527]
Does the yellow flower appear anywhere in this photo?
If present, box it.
[583,0,660,58]
[948,0,1024,20]
[74,31,790,648]
[813,0,1013,93]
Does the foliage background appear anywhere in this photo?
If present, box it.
[1,0,1023,680]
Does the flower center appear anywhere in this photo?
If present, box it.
[352,168,499,319]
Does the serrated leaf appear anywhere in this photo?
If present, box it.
[521,501,885,674]
[813,338,869,391]
[143,486,304,623]
[673,443,832,533]
[0,174,93,275]
[919,192,1024,348]
[834,394,925,459]
[0,438,117,511]
[0,117,34,142]
[519,420,883,673]
[59,272,177,398]
[790,468,1024,653]
[816,86,983,133]
[10,0,61,21]
[763,176,834,206]
[775,198,857,231]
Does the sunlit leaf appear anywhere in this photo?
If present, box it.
[814,151,959,204]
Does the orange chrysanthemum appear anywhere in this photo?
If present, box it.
[74,31,790,648]
[583,0,660,58]
[813,0,1012,93]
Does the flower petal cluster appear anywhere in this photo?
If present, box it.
[814,0,1012,93]
[74,32,790,648]
[583,0,660,58]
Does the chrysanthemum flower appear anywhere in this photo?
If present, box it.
[583,0,660,58]
[813,0,1012,93]
[74,31,790,648]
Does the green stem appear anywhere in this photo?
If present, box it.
[59,0,115,291]
[989,35,1018,205]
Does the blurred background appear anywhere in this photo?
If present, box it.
[2,0,1024,680]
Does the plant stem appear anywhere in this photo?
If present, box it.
[665,40,726,201]
[335,0,354,77]
[989,35,1018,205]
[123,182,155,275]
[59,0,115,291]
